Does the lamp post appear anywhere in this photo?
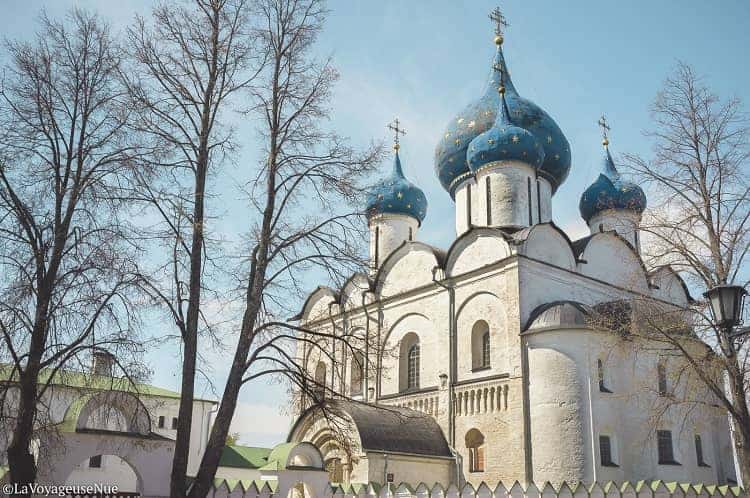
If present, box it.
[703,285,748,349]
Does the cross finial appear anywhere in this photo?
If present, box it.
[387,118,406,151]
[489,6,509,36]
[598,115,611,147]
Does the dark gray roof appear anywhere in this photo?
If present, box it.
[524,301,591,331]
[292,400,452,458]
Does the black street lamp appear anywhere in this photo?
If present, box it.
[703,285,748,347]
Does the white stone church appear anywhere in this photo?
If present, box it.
[288,12,737,489]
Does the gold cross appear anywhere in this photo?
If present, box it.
[387,118,407,150]
[598,115,611,146]
[489,6,509,35]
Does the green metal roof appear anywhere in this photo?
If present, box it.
[0,364,216,403]
[219,445,272,469]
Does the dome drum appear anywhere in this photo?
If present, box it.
[455,160,549,235]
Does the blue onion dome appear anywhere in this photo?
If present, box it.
[467,75,545,172]
[366,147,428,224]
[434,35,571,197]
[579,140,647,223]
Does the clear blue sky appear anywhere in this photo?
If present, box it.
[3,1,749,446]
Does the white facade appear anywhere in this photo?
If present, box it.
[292,176,736,487]
[0,369,217,495]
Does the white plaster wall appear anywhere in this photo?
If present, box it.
[520,225,576,270]
[65,455,138,492]
[474,161,539,230]
[526,332,588,484]
[215,466,262,481]
[588,209,641,253]
[576,233,649,292]
[365,453,454,487]
[537,178,553,223]
[526,327,735,486]
[378,246,440,299]
[455,291,509,381]
[369,214,419,270]
[454,179,473,236]
[380,311,444,396]
[649,267,690,307]
[447,231,511,278]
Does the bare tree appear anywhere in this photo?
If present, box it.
[625,62,750,483]
[0,8,146,490]
[185,0,383,496]
[124,2,261,496]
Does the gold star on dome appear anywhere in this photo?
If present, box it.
[449,158,454,163]
[445,133,451,139]
[455,138,461,145]
[547,135,553,143]
[397,192,403,199]
[512,135,520,143]
[555,154,560,160]
[406,204,411,208]
[488,138,495,145]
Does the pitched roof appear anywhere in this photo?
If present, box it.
[219,445,272,469]
[0,364,216,403]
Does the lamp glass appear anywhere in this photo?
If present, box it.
[704,285,746,328]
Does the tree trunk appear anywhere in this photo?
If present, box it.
[7,368,40,495]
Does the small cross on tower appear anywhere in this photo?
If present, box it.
[598,115,611,147]
[387,118,406,151]
[489,6,509,36]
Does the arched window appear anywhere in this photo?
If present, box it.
[471,320,491,370]
[408,344,420,389]
[482,332,490,368]
[598,358,612,393]
[399,333,421,392]
[350,352,364,396]
[465,428,486,473]
[657,360,668,395]
[313,361,327,400]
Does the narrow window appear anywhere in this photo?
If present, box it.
[89,455,102,468]
[171,417,178,430]
[634,230,639,253]
[485,177,492,225]
[466,184,472,228]
[657,430,678,464]
[695,435,708,466]
[599,436,616,466]
[314,361,327,400]
[408,226,413,241]
[527,177,532,225]
[350,352,364,396]
[599,223,604,232]
[158,415,165,429]
[536,178,542,223]
[598,359,612,393]
[657,361,668,395]
[407,344,420,389]
[482,332,491,368]
[374,226,380,268]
